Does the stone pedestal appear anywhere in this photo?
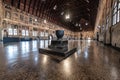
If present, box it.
[48,40,68,52]
[39,30,77,57]
[39,40,77,56]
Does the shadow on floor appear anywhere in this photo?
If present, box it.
[40,51,76,63]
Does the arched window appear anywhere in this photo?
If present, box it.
[22,30,25,36]
[106,16,109,30]
[113,1,117,25]
[112,0,120,25]
[13,28,17,35]
[26,30,29,36]
[13,25,18,36]
[8,27,13,35]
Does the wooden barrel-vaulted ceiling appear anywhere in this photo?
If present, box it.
[3,0,99,32]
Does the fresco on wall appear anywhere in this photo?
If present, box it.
[5,11,11,19]
[20,15,24,21]
[29,17,32,24]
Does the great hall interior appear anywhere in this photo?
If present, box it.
[0,0,120,80]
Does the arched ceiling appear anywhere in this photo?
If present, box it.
[3,0,99,32]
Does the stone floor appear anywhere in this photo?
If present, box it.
[0,40,120,80]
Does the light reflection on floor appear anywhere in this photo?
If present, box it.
[0,40,120,80]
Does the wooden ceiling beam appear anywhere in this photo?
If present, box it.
[3,0,99,32]
[38,1,42,17]
[23,0,27,11]
[17,0,20,9]
[39,2,45,18]
[11,0,14,6]
[28,0,32,13]
[34,0,40,15]
[36,0,41,16]
[32,0,37,14]
[47,0,57,21]
[41,0,50,19]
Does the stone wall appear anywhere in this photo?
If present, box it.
[0,0,4,40]
[112,23,120,48]
[0,1,96,41]
[94,0,120,49]
[0,2,75,40]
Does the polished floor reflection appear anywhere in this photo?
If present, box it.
[0,40,120,80]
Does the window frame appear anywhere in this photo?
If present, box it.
[8,27,13,36]
[112,0,120,25]
[22,29,26,36]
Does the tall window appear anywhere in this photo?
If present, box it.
[14,28,17,35]
[113,1,117,25]
[33,31,37,36]
[22,30,26,36]
[8,25,18,36]
[40,32,44,37]
[45,32,48,37]
[113,0,120,25]
[26,30,29,36]
[8,28,13,35]
[106,16,109,30]
[117,0,120,22]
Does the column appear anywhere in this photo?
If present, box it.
[0,0,3,40]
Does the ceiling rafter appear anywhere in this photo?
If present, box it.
[11,0,14,6]
[23,0,27,11]
[32,0,37,14]
[28,0,32,13]
[39,1,45,18]
[36,0,41,16]
[47,0,58,21]
[3,0,99,32]
[38,1,43,17]
[17,0,20,9]
[33,0,39,15]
